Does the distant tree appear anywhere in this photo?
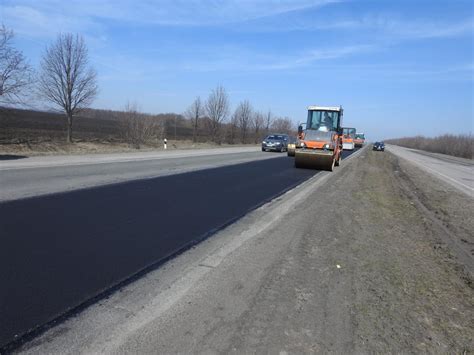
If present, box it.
[0,25,33,106]
[205,85,229,143]
[185,96,202,143]
[121,102,160,149]
[264,110,273,135]
[38,33,98,143]
[271,117,294,134]
[233,100,253,143]
[252,111,264,143]
[226,111,239,144]
[386,134,473,159]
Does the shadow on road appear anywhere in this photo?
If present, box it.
[0,154,28,161]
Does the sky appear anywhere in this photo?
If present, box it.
[1,0,473,140]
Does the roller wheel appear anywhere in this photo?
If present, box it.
[328,158,335,171]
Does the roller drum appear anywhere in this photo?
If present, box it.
[294,150,335,171]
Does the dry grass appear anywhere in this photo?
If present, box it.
[0,106,290,155]
[0,139,255,156]
[386,134,473,159]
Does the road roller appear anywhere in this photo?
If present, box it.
[295,106,343,171]
[354,132,365,147]
[342,127,356,150]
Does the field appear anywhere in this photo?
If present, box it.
[0,107,255,155]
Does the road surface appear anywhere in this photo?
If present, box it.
[0,147,280,201]
[0,149,357,350]
[387,145,474,197]
[14,147,472,354]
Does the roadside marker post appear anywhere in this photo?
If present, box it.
[164,138,167,150]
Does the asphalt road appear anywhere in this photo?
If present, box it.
[387,145,474,197]
[0,150,356,349]
[0,147,278,202]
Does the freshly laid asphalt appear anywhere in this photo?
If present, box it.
[0,150,355,349]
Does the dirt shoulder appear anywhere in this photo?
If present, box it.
[0,140,256,157]
[346,150,473,352]
[18,148,473,354]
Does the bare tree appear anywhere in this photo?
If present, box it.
[121,102,160,149]
[205,85,229,143]
[226,110,239,144]
[234,100,253,144]
[185,96,202,143]
[271,117,294,134]
[0,25,33,106]
[264,110,273,135]
[252,111,264,143]
[38,33,98,143]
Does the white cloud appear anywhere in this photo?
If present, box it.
[293,45,374,65]
[3,0,471,44]
[2,4,103,39]
[1,0,338,36]
[362,16,474,40]
[178,44,374,72]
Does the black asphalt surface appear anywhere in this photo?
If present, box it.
[0,150,356,349]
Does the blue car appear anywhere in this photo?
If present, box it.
[373,141,385,151]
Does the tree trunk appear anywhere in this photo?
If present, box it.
[241,130,247,144]
[193,121,197,143]
[66,113,73,143]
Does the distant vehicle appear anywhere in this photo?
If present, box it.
[261,134,289,152]
[287,136,297,157]
[373,141,385,151]
[342,127,356,150]
[354,132,365,147]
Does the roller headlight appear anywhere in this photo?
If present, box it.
[300,142,306,148]
[323,143,330,150]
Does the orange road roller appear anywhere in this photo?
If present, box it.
[295,106,343,171]
[342,127,356,150]
[354,132,365,147]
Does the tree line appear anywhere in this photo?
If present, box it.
[386,134,473,160]
[0,25,295,148]
[184,87,294,145]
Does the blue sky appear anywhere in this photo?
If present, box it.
[1,0,473,139]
